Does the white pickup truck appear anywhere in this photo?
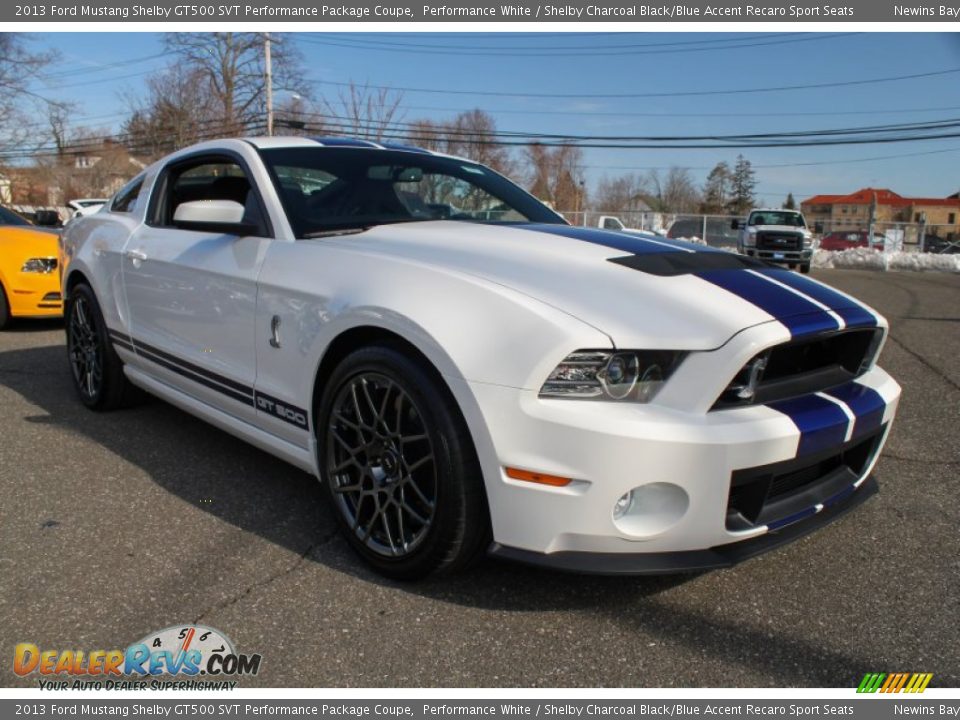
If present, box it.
[732,208,816,273]
[597,215,664,237]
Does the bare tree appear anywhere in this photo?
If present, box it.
[647,166,700,213]
[444,109,515,177]
[0,34,59,154]
[321,81,404,141]
[524,143,586,210]
[121,64,216,159]
[164,32,308,136]
[593,173,652,213]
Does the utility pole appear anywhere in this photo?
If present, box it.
[264,32,273,137]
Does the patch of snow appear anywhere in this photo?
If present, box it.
[813,248,960,273]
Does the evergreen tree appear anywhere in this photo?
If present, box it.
[783,193,796,210]
[727,155,757,215]
[702,162,731,213]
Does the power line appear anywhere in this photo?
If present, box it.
[584,146,960,171]
[297,32,857,57]
[313,66,960,100]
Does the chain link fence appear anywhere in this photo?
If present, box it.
[560,210,960,255]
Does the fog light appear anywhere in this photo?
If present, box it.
[611,482,689,537]
[613,492,632,519]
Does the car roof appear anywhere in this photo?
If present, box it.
[244,135,469,161]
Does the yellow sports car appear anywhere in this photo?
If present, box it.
[0,207,63,329]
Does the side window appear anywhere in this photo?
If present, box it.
[152,156,270,237]
[111,176,144,213]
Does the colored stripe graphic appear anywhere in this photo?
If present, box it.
[822,383,886,441]
[695,268,842,338]
[768,393,850,456]
[106,328,309,430]
[517,223,695,255]
[856,672,931,693]
[754,269,877,329]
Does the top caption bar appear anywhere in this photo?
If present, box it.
[6,0,960,21]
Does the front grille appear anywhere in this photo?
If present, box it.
[726,427,883,531]
[713,328,882,409]
[756,232,802,251]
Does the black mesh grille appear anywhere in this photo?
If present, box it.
[756,232,802,251]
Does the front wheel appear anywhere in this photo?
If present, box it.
[800,262,811,274]
[317,345,488,580]
[66,284,137,410]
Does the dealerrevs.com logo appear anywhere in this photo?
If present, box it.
[13,625,262,690]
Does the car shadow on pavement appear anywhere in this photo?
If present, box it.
[0,343,692,609]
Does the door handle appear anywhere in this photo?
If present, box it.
[125,248,147,268]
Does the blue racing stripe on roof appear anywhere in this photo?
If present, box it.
[380,142,433,155]
[310,137,381,148]
[822,383,886,439]
[769,393,850,456]
[754,269,878,328]
[517,224,690,255]
[695,269,841,337]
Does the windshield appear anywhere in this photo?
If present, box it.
[259,147,564,237]
[748,211,805,228]
[0,206,31,227]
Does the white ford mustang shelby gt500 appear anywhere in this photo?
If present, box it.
[59,137,901,579]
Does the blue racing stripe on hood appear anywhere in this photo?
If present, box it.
[517,224,697,255]
[754,269,877,328]
[695,269,841,337]
[822,383,886,439]
[769,394,850,456]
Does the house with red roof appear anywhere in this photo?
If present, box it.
[801,188,960,237]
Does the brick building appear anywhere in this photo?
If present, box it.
[801,188,960,236]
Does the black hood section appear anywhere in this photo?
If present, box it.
[609,251,771,276]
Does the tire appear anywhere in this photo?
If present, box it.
[317,345,488,580]
[65,283,138,410]
[800,263,811,274]
[788,263,797,270]
[0,281,10,330]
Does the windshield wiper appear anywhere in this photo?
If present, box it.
[303,226,371,239]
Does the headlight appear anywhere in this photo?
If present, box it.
[539,350,686,403]
[21,257,58,274]
[744,231,757,247]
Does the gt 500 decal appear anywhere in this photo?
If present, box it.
[255,392,309,429]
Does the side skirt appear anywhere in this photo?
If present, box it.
[123,365,320,478]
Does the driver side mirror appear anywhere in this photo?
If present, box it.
[730,219,739,230]
[173,200,257,235]
[814,222,824,234]
[33,209,62,227]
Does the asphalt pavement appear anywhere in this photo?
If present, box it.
[1,269,957,688]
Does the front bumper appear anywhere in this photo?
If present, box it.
[5,271,63,318]
[745,247,813,264]
[490,475,877,574]
[468,362,900,571]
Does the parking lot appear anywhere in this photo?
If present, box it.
[0,269,957,688]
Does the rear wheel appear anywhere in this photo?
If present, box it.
[0,282,10,330]
[66,284,137,410]
[317,345,488,580]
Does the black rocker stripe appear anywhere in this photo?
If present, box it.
[108,329,251,396]
[106,328,309,430]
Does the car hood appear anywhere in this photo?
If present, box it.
[751,224,807,234]
[327,221,877,349]
[0,226,60,257]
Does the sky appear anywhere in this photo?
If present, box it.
[18,31,960,204]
